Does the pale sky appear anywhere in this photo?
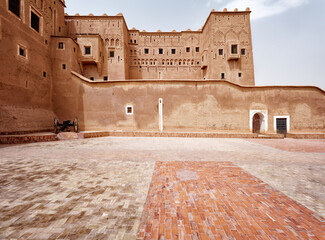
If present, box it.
[66,0,325,90]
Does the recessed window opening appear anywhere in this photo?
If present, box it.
[19,46,26,57]
[219,49,223,55]
[90,77,94,81]
[31,11,40,32]
[238,73,242,77]
[186,47,190,53]
[9,0,20,17]
[85,46,91,55]
[144,48,149,54]
[171,49,176,54]
[231,44,238,54]
[58,26,61,32]
[241,49,246,55]
[130,39,133,43]
[159,48,163,54]
[126,106,134,115]
[58,42,64,49]
[43,71,46,77]
[109,51,115,58]
[196,47,200,52]
[62,64,66,70]
[134,40,137,44]
[74,47,76,53]
[221,73,225,79]
[104,76,108,81]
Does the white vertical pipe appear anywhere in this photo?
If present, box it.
[159,98,163,132]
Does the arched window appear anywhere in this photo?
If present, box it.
[116,39,119,46]
[162,59,165,65]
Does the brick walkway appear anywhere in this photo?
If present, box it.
[138,162,325,240]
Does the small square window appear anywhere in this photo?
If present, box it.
[110,51,115,58]
[31,11,40,32]
[58,42,64,49]
[144,48,149,54]
[186,47,190,53]
[241,49,246,55]
[238,73,242,77]
[196,47,200,52]
[218,49,223,55]
[221,73,225,79]
[85,46,91,55]
[62,64,66,70]
[126,106,133,115]
[9,0,20,18]
[171,49,176,54]
[231,44,238,54]
[159,48,163,54]
[19,47,25,57]
[90,77,94,81]
[104,76,108,81]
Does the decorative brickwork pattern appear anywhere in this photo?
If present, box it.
[138,161,325,239]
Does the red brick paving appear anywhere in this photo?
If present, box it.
[138,162,325,240]
[246,139,325,153]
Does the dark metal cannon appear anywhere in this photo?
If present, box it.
[54,118,78,133]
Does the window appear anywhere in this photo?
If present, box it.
[144,48,149,54]
[159,48,163,54]
[31,11,40,32]
[219,49,223,55]
[221,73,225,79]
[171,49,176,54]
[110,51,114,58]
[134,40,137,44]
[238,73,242,77]
[126,106,133,115]
[85,46,91,55]
[43,71,46,77]
[58,42,64,49]
[19,46,26,57]
[130,40,133,43]
[90,77,94,81]
[196,47,200,52]
[9,0,20,17]
[186,47,190,53]
[104,76,108,81]
[62,64,66,70]
[231,44,238,54]
[241,49,246,55]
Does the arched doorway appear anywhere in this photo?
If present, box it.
[250,110,268,133]
[252,112,266,133]
[252,113,261,133]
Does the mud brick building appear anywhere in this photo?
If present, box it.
[0,0,324,134]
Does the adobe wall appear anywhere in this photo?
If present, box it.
[0,0,65,133]
[53,74,325,133]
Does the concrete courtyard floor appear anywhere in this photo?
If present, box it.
[0,137,324,239]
